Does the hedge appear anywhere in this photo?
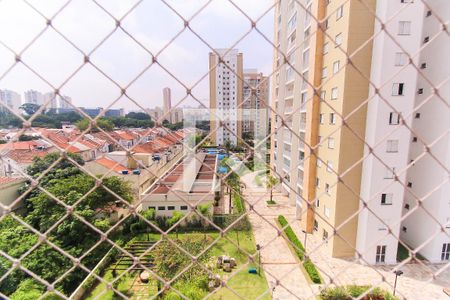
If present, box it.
[277,215,305,260]
[277,215,322,284]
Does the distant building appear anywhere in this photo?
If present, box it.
[80,107,124,118]
[24,90,44,106]
[209,49,243,146]
[163,87,172,123]
[140,152,220,217]
[0,89,22,113]
[242,69,269,139]
[43,92,73,113]
[148,107,163,125]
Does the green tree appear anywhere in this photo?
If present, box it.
[75,117,114,132]
[266,175,278,202]
[166,211,184,239]
[19,103,40,116]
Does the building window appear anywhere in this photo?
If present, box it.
[381,193,393,205]
[412,137,417,142]
[333,60,340,74]
[423,36,430,43]
[336,5,344,20]
[386,140,399,153]
[335,33,343,46]
[322,229,329,241]
[324,206,331,218]
[325,183,330,194]
[323,42,329,55]
[329,113,336,124]
[313,220,319,231]
[180,206,188,210]
[316,198,320,207]
[322,67,328,79]
[420,63,427,69]
[385,167,396,179]
[328,137,335,149]
[326,161,333,173]
[415,113,421,119]
[426,10,432,17]
[168,206,175,210]
[402,226,407,233]
[404,203,410,210]
[316,178,320,187]
[376,245,386,263]
[442,243,450,261]
[319,114,324,124]
[158,206,166,210]
[389,112,400,125]
[395,52,408,66]
[331,87,338,99]
[320,90,326,101]
[398,21,411,35]
[417,88,424,94]
[392,83,405,96]
[407,182,413,188]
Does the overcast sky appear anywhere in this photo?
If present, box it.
[0,0,274,112]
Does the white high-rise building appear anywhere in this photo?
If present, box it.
[400,0,450,263]
[43,92,73,113]
[24,90,44,106]
[162,87,172,123]
[0,89,22,113]
[271,0,449,265]
[357,1,450,264]
[209,49,243,146]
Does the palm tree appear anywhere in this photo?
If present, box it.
[266,175,278,203]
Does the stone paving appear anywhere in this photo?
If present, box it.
[240,171,450,300]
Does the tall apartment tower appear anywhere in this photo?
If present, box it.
[0,89,22,113]
[162,87,172,123]
[272,0,449,264]
[271,0,376,259]
[43,92,73,113]
[398,1,450,264]
[209,49,243,146]
[242,69,269,139]
[24,90,44,106]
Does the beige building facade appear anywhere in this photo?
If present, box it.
[271,0,376,258]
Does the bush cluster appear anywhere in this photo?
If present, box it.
[320,285,399,300]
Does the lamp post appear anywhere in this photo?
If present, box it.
[256,244,261,275]
[393,270,403,296]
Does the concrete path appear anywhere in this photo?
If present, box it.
[240,171,450,299]
[240,172,316,299]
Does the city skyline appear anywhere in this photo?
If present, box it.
[0,0,274,111]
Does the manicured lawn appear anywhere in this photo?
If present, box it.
[396,242,426,262]
[85,230,270,299]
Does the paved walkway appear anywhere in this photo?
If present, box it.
[241,171,450,300]
[240,172,315,299]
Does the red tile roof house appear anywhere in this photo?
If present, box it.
[0,141,56,177]
[114,130,139,149]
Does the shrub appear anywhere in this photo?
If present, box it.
[319,286,399,300]
[347,285,370,297]
[319,286,348,300]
